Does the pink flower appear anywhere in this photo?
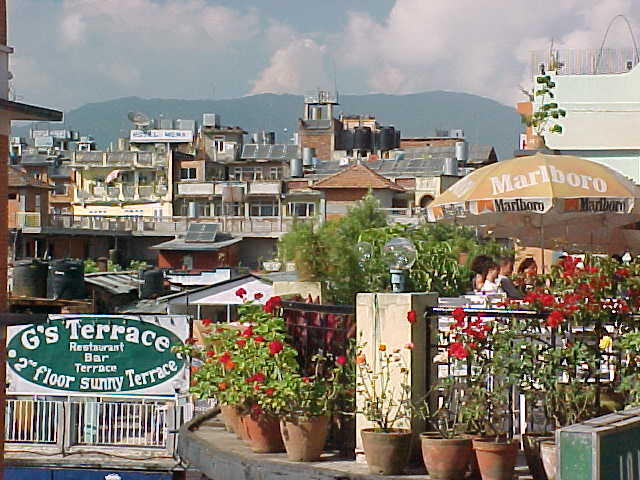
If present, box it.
[235,288,247,298]
[336,355,347,366]
[407,310,417,324]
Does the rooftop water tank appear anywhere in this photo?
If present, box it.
[354,127,372,151]
[290,157,303,178]
[379,127,396,151]
[302,147,315,167]
[455,141,469,163]
[47,259,87,300]
[443,157,459,176]
[140,269,164,299]
[13,259,48,298]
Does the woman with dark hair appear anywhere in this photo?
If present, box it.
[470,255,494,292]
[517,257,538,288]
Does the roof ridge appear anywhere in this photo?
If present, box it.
[311,162,404,191]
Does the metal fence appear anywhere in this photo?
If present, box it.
[5,399,61,443]
[5,398,192,452]
[280,300,356,372]
[531,47,639,76]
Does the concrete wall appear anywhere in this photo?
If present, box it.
[324,188,395,219]
[544,66,640,151]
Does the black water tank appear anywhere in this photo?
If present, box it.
[13,259,48,298]
[379,127,396,151]
[47,259,87,300]
[354,127,372,151]
[395,129,401,148]
[140,269,164,299]
[338,130,354,151]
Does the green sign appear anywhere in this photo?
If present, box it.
[7,317,187,395]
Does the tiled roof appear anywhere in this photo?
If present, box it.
[311,163,404,191]
[8,166,51,189]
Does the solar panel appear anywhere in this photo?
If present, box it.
[256,144,271,158]
[242,144,258,159]
[184,223,220,243]
[269,145,286,158]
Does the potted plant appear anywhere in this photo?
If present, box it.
[277,352,349,461]
[445,308,518,480]
[356,342,413,475]
[416,377,473,480]
[520,76,566,149]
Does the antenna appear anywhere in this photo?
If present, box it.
[127,111,151,129]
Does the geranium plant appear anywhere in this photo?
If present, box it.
[355,341,413,432]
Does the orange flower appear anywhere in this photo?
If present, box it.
[378,344,387,352]
[217,382,227,391]
[223,360,235,370]
[356,354,367,364]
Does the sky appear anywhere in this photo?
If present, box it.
[9,0,640,111]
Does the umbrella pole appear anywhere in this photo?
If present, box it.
[540,218,545,274]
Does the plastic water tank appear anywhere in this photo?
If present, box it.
[455,141,469,163]
[13,259,48,298]
[443,158,459,176]
[354,127,372,151]
[290,158,303,177]
[141,269,164,299]
[47,259,87,300]
[379,127,396,151]
[302,147,315,167]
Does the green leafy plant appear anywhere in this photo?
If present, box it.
[524,75,567,140]
[355,341,412,432]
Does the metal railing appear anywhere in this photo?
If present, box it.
[531,47,639,76]
[5,398,193,452]
[74,401,168,447]
[14,212,41,229]
[5,399,61,443]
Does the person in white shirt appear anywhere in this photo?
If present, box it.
[480,261,500,293]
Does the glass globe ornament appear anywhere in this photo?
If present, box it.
[382,237,416,292]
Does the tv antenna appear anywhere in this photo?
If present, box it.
[127,111,151,130]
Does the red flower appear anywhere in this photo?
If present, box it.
[215,327,225,333]
[407,310,417,324]
[268,340,284,355]
[185,337,197,345]
[206,350,215,357]
[254,384,262,391]
[250,404,263,416]
[265,388,274,396]
[616,268,630,278]
[235,339,247,347]
[201,318,212,326]
[452,307,465,323]
[448,342,468,359]
[218,352,231,364]
[546,310,564,328]
[241,326,254,337]
[254,335,265,343]
[263,296,282,314]
[235,288,247,298]
[247,372,266,384]
[336,355,347,366]
[539,294,554,307]
[302,376,311,383]
[217,382,227,391]
[254,292,264,300]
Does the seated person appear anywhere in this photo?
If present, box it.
[470,255,494,292]
[497,256,523,299]
[480,261,500,293]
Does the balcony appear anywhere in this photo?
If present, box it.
[14,212,41,232]
[77,185,168,203]
[70,151,167,169]
[248,181,281,195]
[177,183,215,195]
[5,398,194,458]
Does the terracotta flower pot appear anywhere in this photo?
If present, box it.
[472,439,518,480]
[220,404,241,434]
[540,441,558,480]
[361,428,413,476]
[420,434,472,480]
[463,434,493,480]
[241,412,285,453]
[522,433,554,480]
[280,415,330,461]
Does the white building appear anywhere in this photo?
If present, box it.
[521,47,640,182]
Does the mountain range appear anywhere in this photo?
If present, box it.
[13,92,522,159]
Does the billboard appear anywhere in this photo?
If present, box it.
[130,129,193,143]
[6,315,190,396]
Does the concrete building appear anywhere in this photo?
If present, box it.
[517,46,640,182]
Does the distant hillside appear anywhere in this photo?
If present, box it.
[13,92,521,159]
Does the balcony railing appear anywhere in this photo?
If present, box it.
[5,398,194,454]
[531,47,639,76]
[77,185,168,202]
[70,151,167,168]
[15,212,41,229]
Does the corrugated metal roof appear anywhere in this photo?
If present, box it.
[241,144,298,161]
[84,271,141,295]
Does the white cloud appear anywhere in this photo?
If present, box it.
[250,37,330,94]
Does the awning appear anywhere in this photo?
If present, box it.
[193,278,273,305]
[0,98,63,121]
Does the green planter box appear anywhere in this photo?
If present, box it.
[559,406,640,480]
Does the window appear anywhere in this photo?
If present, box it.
[232,167,263,181]
[250,199,279,217]
[53,181,66,195]
[213,137,225,153]
[268,167,282,180]
[35,194,41,211]
[182,255,193,270]
[288,202,315,217]
[8,193,16,200]
[224,202,243,217]
[180,168,197,180]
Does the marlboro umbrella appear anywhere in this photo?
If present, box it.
[427,153,640,254]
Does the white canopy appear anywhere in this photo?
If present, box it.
[192,277,273,305]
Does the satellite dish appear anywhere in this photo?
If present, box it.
[127,111,150,129]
